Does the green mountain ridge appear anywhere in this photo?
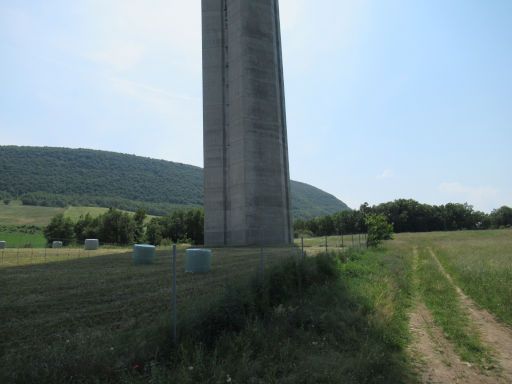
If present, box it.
[0,146,350,219]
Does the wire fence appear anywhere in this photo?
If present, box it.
[0,233,368,267]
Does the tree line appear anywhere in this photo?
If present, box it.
[294,199,512,237]
[41,199,512,245]
[43,208,204,246]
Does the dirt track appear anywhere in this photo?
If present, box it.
[409,247,512,384]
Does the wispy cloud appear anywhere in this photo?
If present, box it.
[86,45,146,71]
[108,77,200,105]
[377,169,394,180]
[438,182,501,212]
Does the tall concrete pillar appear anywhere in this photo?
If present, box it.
[202,0,292,246]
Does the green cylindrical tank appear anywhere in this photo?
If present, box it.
[0,241,6,249]
[185,248,212,273]
[133,244,156,265]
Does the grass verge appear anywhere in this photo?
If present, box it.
[122,250,415,384]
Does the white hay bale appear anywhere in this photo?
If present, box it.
[84,239,99,250]
[0,241,6,249]
[52,241,63,248]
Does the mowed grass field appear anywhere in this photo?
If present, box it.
[0,246,299,382]
[0,201,155,227]
[0,231,47,248]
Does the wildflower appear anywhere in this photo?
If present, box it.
[226,374,232,383]
[188,366,194,371]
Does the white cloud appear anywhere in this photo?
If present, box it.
[79,0,201,72]
[438,182,501,212]
[108,77,200,105]
[377,169,394,180]
[86,45,146,71]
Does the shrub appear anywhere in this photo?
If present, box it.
[366,214,393,247]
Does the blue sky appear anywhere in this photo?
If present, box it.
[1,0,511,212]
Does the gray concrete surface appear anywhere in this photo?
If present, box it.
[202,0,292,246]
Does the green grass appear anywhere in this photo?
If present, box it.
[433,230,512,327]
[0,200,65,226]
[0,230,46,248]
[0,244,415,383]
[0,201,157,229]
[395,230,512,327]
[63,206,111,221]
[127,252,414,384]
[294,233,367,255]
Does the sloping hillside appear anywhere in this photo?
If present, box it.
[0,146,350,219]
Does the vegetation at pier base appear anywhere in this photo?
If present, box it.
[128,252,413,384]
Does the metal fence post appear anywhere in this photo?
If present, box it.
[341,232,344,248]
[352,234,354,248]
[172,244,177,345]
[259,247,265,280]
[325,236,328,253]
[301,237,304,260]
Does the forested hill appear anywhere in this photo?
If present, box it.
[0,146,349,219]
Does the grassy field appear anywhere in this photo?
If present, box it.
[387,229,511,378]
[0,240,414,383]
[0,230,47,248]
[0,201,155,227]
[0,200,65,226]
[2,229,511,383]
[396,230,512,327]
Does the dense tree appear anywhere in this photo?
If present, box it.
[490,206,512,228]
[133,209,146,243]
[145,218,163,245]
[294,199,509,237]
[97,209,136,245]
[43,214,75,245]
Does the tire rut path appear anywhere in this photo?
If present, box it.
[409,247,504,383]
[427,247,512,382]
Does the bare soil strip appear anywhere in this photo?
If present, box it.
[428,248,512,382]
[409,301,501,384]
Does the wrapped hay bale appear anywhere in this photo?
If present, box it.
[185,248,212,273]
[133,244,155,265]
[84,239,99,250]
[52,241,63,248]
[0,241,6,249]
